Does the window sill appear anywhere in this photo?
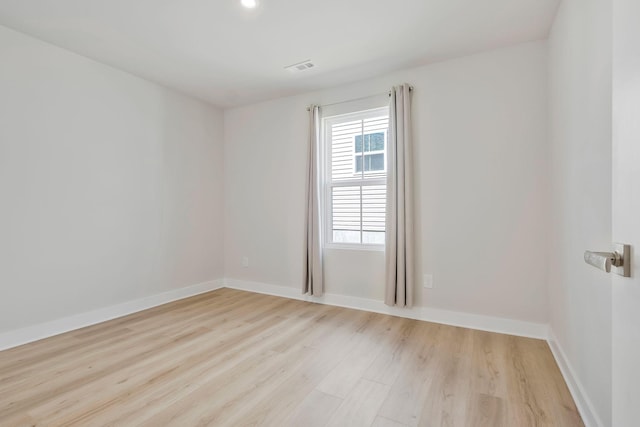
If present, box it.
[324,243,385,252]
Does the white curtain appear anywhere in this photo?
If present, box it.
[385,84,414,307]
[303,105,324,296]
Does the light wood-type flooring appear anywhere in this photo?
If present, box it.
[0,288,582,426]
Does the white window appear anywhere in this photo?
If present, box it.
[323,107,389,248]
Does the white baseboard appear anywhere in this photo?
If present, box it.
[547,328,604,427]
[0,275,547,350]
[0,279,224,351]
[224,278,548,339]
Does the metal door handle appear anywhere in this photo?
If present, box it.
[584,243,630,277]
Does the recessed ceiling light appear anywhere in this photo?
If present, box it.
[241,0,258,9]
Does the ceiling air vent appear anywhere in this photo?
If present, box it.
[285,60,315,73]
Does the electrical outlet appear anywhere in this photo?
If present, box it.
[242,256,249,268]
[423,274,433,289]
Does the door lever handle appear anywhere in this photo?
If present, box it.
[584,243,630,277]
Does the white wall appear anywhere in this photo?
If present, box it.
[224,41,549,324]
[547,0,612,425]
[0,25,225,333]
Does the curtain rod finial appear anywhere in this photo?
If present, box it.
[388,85,414,96]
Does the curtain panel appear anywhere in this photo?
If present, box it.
[303,105,324,296]
[385,84,414,307]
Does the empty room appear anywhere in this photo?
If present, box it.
[0,0,638,426]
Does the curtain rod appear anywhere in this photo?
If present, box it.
[306,86,413,111]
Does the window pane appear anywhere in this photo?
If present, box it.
[355,135,363,153]
[356,153,384,173]
[365,153,384,171]
[331,184,386,245]
[332,120,362,181]
[363,231,385,244]
[331,115,388,182]
[332,186,361,243]
[369,132,385,151]
[362,184,386,245]
[355,132,385,153]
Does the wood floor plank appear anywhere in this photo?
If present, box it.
[363,318,417,386]
[53,303,333,425]
[0,289,583,426]
[138,346,313,425]
[230,312,396,427]
[376,321,444,426]
[372,415,409,427]
[0,290,259,383]
[507,336,584,426]
[218,336,352,426]
[284,390,343,427]
[470,329,509,398]
[316,315,389,398]
[468,393,506,427]
[503,336,573,427]
[135,305,357,425]
[325,378,391,427]
[10,327,218,423]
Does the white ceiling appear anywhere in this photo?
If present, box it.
[0,0,559,107]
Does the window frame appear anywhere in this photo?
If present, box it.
[322,106,389,251]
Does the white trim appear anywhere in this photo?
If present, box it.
[0,279,225,351]
[223,278,548,339]
[547,328,605,427]
[324,243,385,252]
